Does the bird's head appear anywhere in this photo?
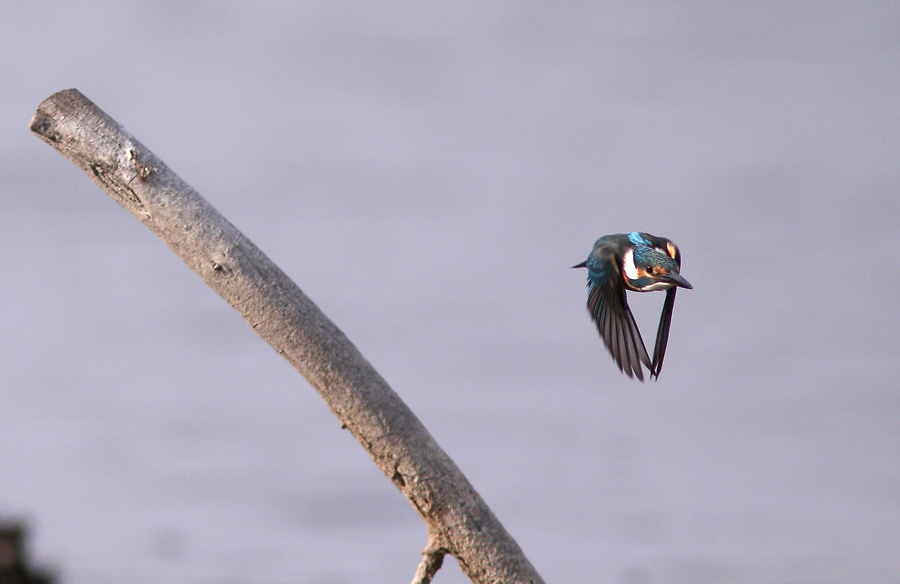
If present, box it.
[621,241,693,292]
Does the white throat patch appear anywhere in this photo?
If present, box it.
[622,249,639,280]
[641,280,674,291]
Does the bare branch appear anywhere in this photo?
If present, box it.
[30,89,545,584]
[411,538,447,584]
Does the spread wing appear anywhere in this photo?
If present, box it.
[586,274,653,381]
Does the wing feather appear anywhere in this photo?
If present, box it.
[586,277,652,381]
[623,301,652,378]
[651,287,678,379]
[620,308,641,380]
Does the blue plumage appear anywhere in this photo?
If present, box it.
[574,232,692,381]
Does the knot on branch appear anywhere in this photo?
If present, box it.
[209,251,233,276]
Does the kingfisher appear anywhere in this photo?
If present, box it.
[574,232,692,381]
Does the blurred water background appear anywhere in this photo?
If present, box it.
[2,2,899,583]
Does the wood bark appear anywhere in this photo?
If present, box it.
[30,89,545,584]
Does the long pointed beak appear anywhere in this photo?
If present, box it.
[665,271,693,289]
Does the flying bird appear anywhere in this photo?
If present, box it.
[574,232,692,380]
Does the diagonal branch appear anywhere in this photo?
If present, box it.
[30,89,544,584]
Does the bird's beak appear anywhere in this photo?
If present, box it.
[664,271,693,289]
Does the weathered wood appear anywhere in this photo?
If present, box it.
[30,89,544,584]
[411,539,446,584]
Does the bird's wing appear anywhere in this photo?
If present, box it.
[651,287,677,379]
[587,279,653,381]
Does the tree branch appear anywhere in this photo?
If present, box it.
[30,89,544,584]
[411,537,447,584]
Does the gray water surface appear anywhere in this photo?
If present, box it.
[2,3,899,583]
